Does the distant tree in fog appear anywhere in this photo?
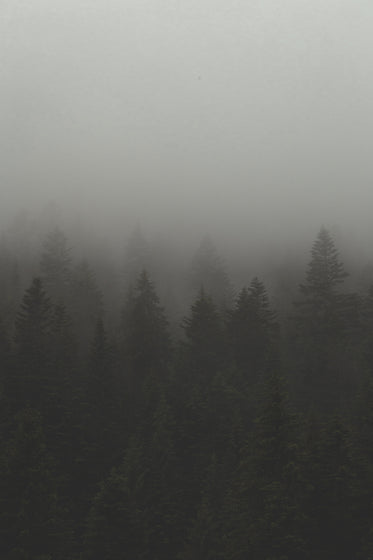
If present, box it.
[189,235,232,308]
[228,277,278,382]
[123,226,152,288]
[122,271,170,388]
[12,278,52,411]
[294,227,359,411]
[69,260,103,356]
[300,226,348,299]
[40,227,72,303]
[182,288,224,384]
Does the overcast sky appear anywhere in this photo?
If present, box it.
[1,0,373,243]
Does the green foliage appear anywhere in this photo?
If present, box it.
[69,260,103,356]
[40,228,72,303]
[84,391,180,559]
[11,278,52,411]
[228,278,278,382]
[123,270,170,388]
[293,228,360,411]
[225,373,306,560]
[0,224,372,559]
[182,288,224,383]
[0,409,66,559]
[301,415,361,558]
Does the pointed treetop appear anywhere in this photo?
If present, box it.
[190,235,232,306]
[301,226,348,296]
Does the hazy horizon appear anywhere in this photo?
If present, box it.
[2,1,373,247]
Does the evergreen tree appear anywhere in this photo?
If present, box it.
[72,317,121,530]
[228,278,278,384]
[0,408,67,559]
[69,260,103,357]
[301,226,348,298]
[361,283,373,374]
[179,455,226,560]
[182,288,224,384]
[40,227,72,303]
[301,415,361,558]
[294,227,357,411]
[47,304,77,460]
[225,373,305,560]
[189,235,232,308]
[84,391,180,560]
[122,271,170,392]
[0,318,11,428]
[85,318,119,468]
[11,278,52,412]
[123,226,152,288]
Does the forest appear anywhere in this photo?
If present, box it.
[1,218,373,559]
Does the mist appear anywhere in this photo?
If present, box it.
[4,3,373,558]
[2,0,373,249]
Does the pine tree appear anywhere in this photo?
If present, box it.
[73,318,121,522]
[225,373,305,560]
[69,260,103,357]
[0,318,11,429]
[11,277,52,412]
[179,455,226,560]
[84,392,180,560]
[86,318,118,460]
[123,226,152,288]
[294,227,358,411]
[40,227,72,303]
[123,271,170,391]
[301,415,361,558]
[301,226,348,298]
[228,278,278,384]
[47,304,77,460]
[50,303,77,391]
[182,288,224,384]
[0,408,66,559]
[189,235,232,308]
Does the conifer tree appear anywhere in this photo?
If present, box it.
[75,318,120,517]
[84,392,179,560]
[182,288,224,384]
[294,227,358,411]
[228,277,278,383]
[46,304,77,462]
[301,415,361,558]
[189,235,232,308]
[301,226,348,297]
[226,373,305,560]
[11,277,52,412]
[0,408,65,559]
[69,260,103,356]
[40,227,72,303]
[123,271,170,391]
[86,318,118,453]
[123,226,152,288]
[179,455,226,560]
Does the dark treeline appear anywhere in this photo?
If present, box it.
[1,222,373,559]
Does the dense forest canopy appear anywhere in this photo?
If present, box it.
[1,215,373,559]
[3,1,373,557]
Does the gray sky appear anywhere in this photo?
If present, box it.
[1,0,373,243]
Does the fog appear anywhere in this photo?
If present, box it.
[4,6,373,555]
[2,0,373,248]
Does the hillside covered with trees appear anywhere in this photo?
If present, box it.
[1,223,373,559]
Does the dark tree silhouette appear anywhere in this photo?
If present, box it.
[189,235,232,308]
[40,227,72,303]
[228,277,278,384]
[11,277,52,412]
